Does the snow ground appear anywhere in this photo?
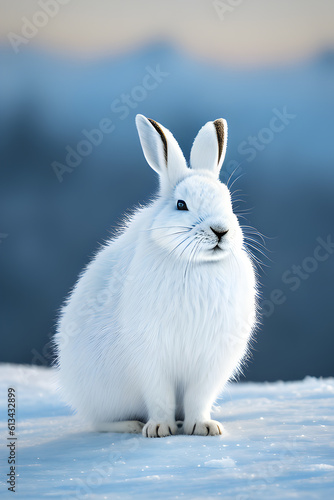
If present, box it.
[0,364,333,500]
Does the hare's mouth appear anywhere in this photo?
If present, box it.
[212,244,222,252]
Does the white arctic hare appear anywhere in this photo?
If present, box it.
[55,115,257,438]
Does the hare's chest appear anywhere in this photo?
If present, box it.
[119,255,255,383]
[121,258,247,343]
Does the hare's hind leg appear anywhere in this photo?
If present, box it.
[94,421,145,434]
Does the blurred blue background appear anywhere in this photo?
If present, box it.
[0,0,333,381]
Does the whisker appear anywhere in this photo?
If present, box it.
[179,238,195,260]
[184,238,202,282]
[230,188,243,196]
[243,246,268,270]
[159,234,192,266]
[236,211,253,219]
[142,225,191,232]
[243,241,271,263]
[226,165,240,188]
[243,235,268,250]
[241,225,271,244]
[232,199,248,205]
[228,172,246,192]
[231,192,247,203]
[236,214,254,222]
[226,160,246,189]
[152,230,192,242]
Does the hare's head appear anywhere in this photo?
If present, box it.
[136,115,243,263]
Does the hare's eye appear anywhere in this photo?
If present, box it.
[177,200,188,211]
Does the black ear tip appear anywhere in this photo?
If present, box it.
[213,119,226,164]
[213,118,226,133]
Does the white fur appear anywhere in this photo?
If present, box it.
[135,114,189,195]
[190,119,228,177]
[54,116,257,438]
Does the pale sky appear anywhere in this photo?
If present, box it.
[2,0,334,66]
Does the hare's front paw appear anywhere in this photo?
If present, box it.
[143,420,178,438]
[184,419,224,436]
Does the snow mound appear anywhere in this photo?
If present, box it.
[0,364,333,499]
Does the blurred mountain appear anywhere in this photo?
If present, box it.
[0,44,333,381]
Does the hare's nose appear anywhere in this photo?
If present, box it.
[210,227,229,241]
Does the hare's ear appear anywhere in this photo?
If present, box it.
[190,119,228,178]
[136,114,188,190]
